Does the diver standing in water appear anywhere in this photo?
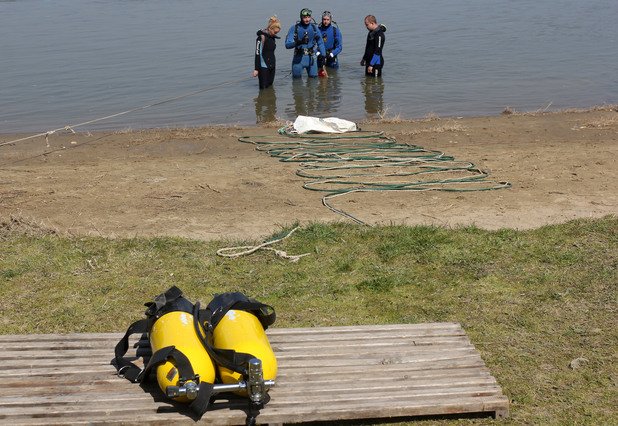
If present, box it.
[317,11,343,71]
[285,8,326,78]
[361,15,386,77]
[253,16,281,89]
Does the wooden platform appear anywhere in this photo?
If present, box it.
[0,323,509,425]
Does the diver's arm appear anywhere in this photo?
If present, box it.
[332,27,342,56]
[254,35,264,70]
[285,26,297,49]
[369,32,384,66]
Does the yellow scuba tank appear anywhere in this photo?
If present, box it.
[149,310,216,402]
[114,287,277,422]
[213,309,277,386]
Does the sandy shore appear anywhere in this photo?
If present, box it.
[1,109,616,241]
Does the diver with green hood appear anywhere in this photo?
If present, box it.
[285,8,326,78]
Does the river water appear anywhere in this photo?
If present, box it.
[1,0,617,133]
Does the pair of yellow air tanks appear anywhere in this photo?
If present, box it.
[144,287,277,410]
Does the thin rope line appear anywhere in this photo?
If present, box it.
[0,76,253,148]
[216,226,309,262]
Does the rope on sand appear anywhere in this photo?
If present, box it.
[216,226,310,262]
[240,128,511,225]
[0,76,253,148]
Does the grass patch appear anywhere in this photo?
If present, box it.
[1,216,616,425]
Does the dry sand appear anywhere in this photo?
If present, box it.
[1,109,616,241]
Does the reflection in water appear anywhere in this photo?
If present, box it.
[362,76,384,118]
[254,87,277,124]
[316,70,342,115]
[286,73,342,118]
[288,79,318,117]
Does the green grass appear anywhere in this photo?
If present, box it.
[1,216,616,425]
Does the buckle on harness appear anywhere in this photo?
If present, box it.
[295,47,315,56]
[118,365,144,381]
[117,366,130,377]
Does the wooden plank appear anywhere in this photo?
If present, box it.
[0,323,509,424]
[1,340,476,361]
[0,323,467,347]
[1,374,502,399]
[0,323,462,341]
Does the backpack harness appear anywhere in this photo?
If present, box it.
[294,20,321,56]
[113,286,276,423]
[321,21,340,56]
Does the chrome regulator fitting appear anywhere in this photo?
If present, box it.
[165,358,275,403]
[166,379,199,400]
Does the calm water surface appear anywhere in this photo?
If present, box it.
[1,0,617,133]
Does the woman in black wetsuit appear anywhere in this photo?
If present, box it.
[253,16,281,89]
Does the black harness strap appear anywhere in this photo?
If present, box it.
[294,22,320,48]
[137,345,195,383]
[112,318,149,382]
[139,345,213,417]
[206,292,276,330]
[193,302,255,377]
[193,293,275,378]
[144,285,186,318]
[190,381,214,417]
[111,287,275,420]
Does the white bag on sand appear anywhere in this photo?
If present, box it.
[292,115,357,134]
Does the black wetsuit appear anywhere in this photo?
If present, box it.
[362,24,386,77]
[255,29,278,89]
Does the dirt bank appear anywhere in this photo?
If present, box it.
[1,109,616,240]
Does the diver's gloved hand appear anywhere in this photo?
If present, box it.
[329,53,334,58]
[295,33,309,47]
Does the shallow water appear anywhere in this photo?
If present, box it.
[1,0,617,133]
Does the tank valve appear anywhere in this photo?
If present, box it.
[167,359,275,403]
[166,380,199,400]
[247,358,266,403]
[211,358,274,403]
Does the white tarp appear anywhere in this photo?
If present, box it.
[292,115,358,134]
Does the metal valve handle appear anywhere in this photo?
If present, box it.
[166,358,275,404]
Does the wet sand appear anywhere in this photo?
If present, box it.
[1,109,616,240]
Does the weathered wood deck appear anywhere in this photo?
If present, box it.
[0,323,509,425]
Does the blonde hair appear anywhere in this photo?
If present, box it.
[267,16,281,31]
